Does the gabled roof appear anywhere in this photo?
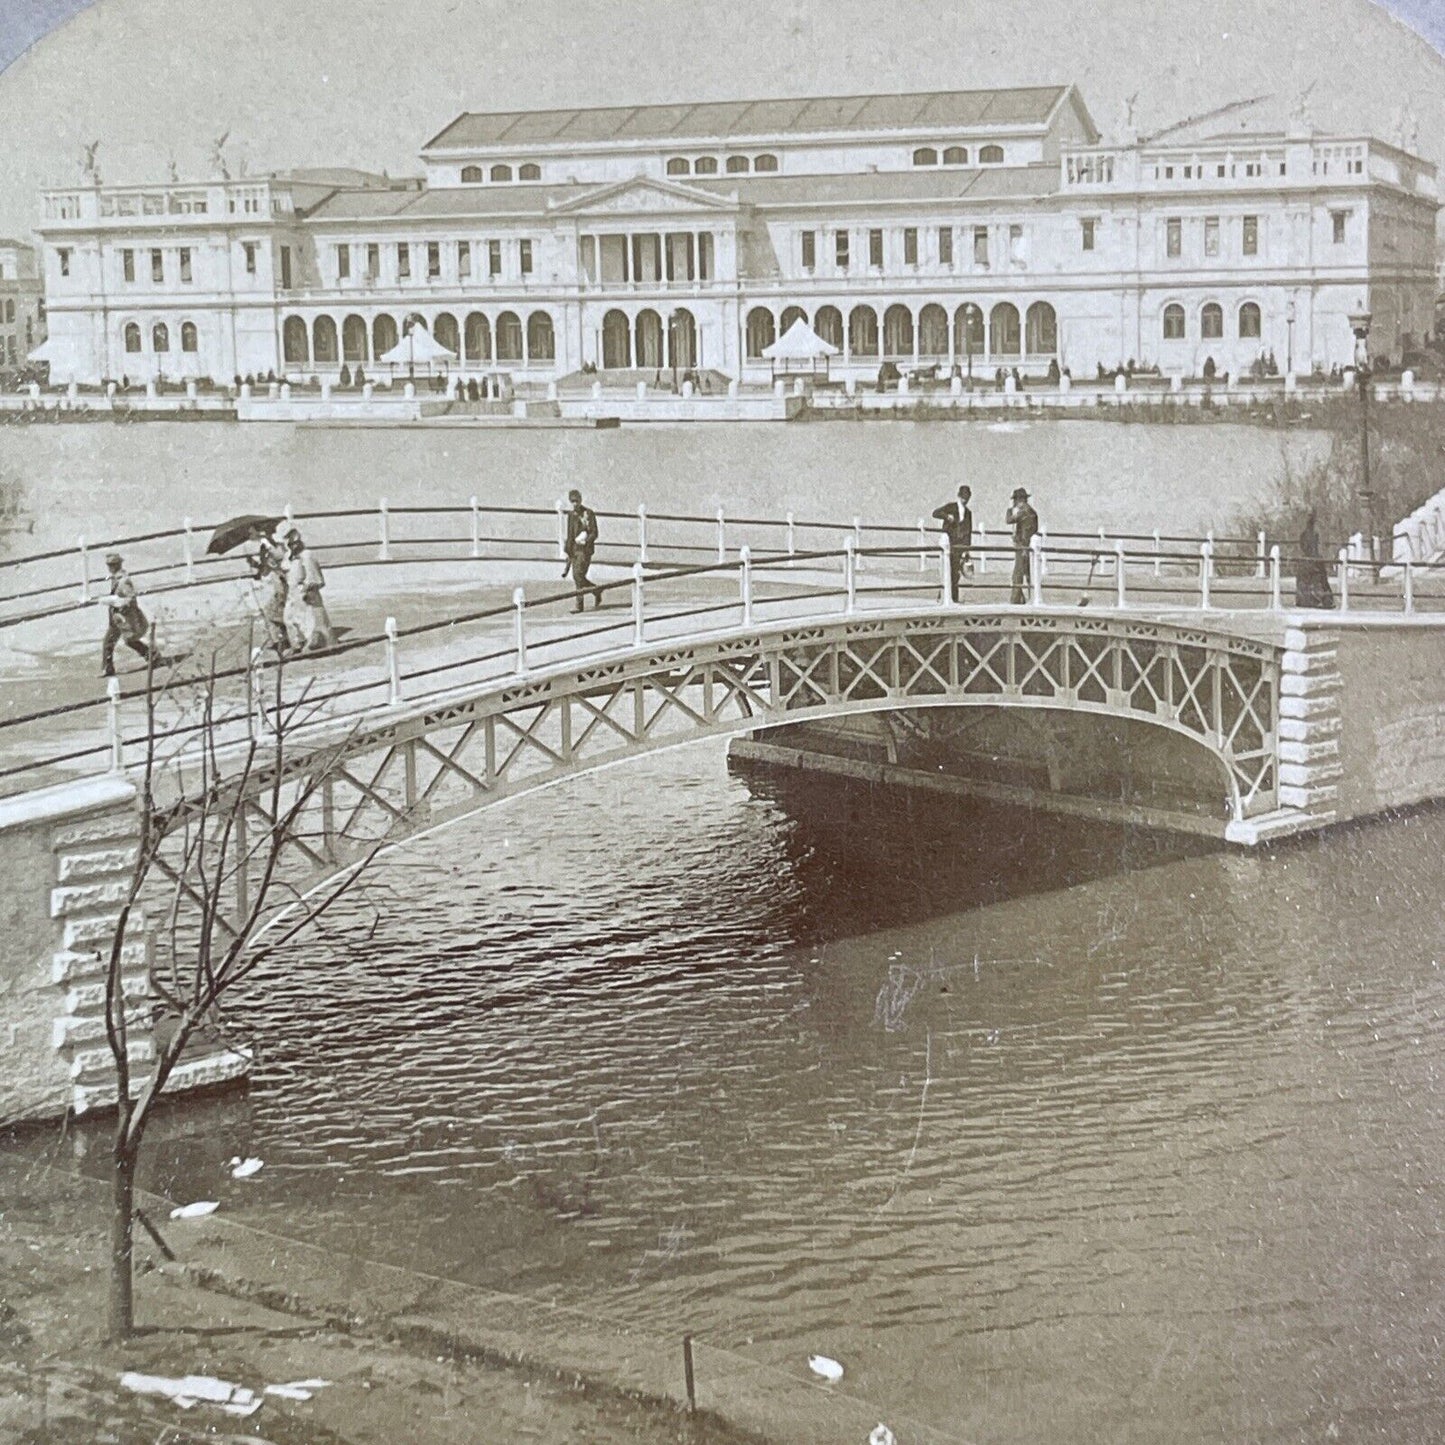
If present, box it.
[546,175,738,215]
[423,85,1076,153]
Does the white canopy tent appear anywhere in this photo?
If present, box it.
[761,317,839,379]
[377,322,457,375]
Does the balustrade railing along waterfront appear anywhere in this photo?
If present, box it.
[6,531,1445,800]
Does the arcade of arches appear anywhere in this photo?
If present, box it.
[281,309,558,369]
[745,299,1058,363]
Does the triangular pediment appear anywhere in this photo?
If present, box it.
[549,176,738,217]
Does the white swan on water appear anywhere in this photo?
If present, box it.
[808,1353,844,1382]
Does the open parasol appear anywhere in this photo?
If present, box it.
[207,515,284,556]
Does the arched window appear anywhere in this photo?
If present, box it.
[1239,302,1262,339]
[745,306,775,359]
[601,309,631,369]
[989,302,1021,355]
[343,314,368,362]
[464,311,491,362]
[780,305,808,333]
[754,153,779,172]
[490,164,513,183]
[635,309,664,368]
[814,305,844,350]
[693,156,718,175]
[979,144,1005,164]
[1163,304,1187,341]
[943,146,968,166]
[912,147,939,167]
[666,157,691,176]
[152,322,170,353]
[527,311,555,361]
[919,304,949,357]
[725,155,750,174]
[124,322,142,353]
[848,305,878,358]
[372,313,398,358]
[954,303,985,357]
[519,163,541,181]
[181,320,198,354]
[883,304,914,358]
[495,310,523,361]
[282,316,308,363]
[1201,302,1224,340]
[433,312,460,357]
[313,315,339,363]
[670,308,698,370]
[461,165,483,183]
[1025,301,1058,354]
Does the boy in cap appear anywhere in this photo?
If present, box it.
[101,552,154,676]
[563,488,602,612]
[1006,488,1039,605]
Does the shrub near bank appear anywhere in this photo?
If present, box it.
[1230,397,1445,558]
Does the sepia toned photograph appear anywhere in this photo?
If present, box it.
[3,1,1445,1440]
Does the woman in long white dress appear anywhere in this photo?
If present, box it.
[283,529,336,651]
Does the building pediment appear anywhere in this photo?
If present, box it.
[549,177,738,218]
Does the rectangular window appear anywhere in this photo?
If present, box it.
[1243,215,1259,256]
[427,241,441,278]
[458,240,470,278]
[698,231,714,280]
[337,244,350,280]
[122,248,135,282]
[519,239,533,275]
[397,243,410,279]
[868,228,883,268]
[1204,216,1220,257]
[179,247,192,284]
[1166,218,1182,258]
[488,239,502,277]
[151,248,164,283]
[279,245,292,289]
[1009,223,1025,265]
[244,242,257,275]
[1081,218,1096,252]
[366,243,379,280]
[903,227,918,265]
[801,229,816,269]
[973,226,989,266]
[938,226,953,265]
[1332,210,1348,244]
[835,230,849,269]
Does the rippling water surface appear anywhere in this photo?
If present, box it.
[108,742,1445,1444]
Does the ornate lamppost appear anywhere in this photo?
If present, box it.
[963,303,980,389]
[1348,304,1376,578]
[1285,298,1296,378]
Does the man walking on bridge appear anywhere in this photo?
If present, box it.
[564,488,603,612]
[100,552,155,677]
[931,484,973,602]
[1006,487,1039,605]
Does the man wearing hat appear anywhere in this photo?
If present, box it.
[563,488,602,612]
[931,483,973,602]
[100,552,154,676]
[1006,487,1039,605]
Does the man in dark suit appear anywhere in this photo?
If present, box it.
[931,484,973,602]
[100,552,155,676]
[1007,487,1039,605]
[564,488,602,612]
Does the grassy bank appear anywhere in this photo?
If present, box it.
[0,1151,763,1445]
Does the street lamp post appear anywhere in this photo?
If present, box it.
[1285,298,1296,378]
[1348,304,1377,579]
[964,304,978,389]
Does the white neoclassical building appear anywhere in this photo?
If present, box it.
[31,85,1441,387]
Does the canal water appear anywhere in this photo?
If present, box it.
[0,416,1327,551]
[89,744,1445,1445]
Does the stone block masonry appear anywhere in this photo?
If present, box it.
[0,775,249,1126]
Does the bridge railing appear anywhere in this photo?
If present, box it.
[8,533,1445,801]
[1,496,1308,637]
